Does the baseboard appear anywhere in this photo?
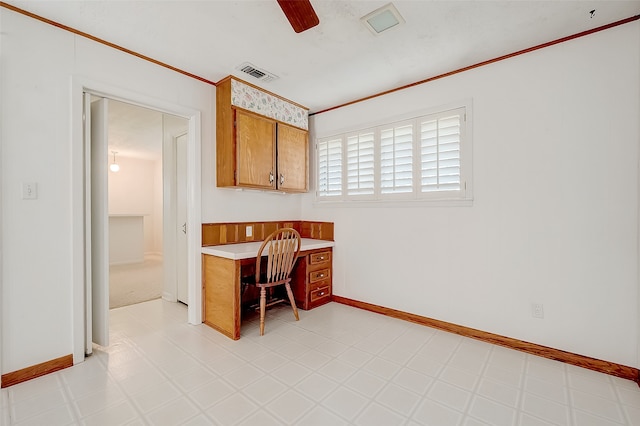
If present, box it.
[332,295,640,384]
[1,354,73,388]
[162,291,177,302]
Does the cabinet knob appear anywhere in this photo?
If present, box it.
[319,292,324,296]
[319,273,324,278]
[280,173,285,185]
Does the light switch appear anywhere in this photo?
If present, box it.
[246,225,253,238]
[22,182,38,200]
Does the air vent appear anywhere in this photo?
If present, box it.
[236,62,279,82]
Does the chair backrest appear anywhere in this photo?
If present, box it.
[255,228,302,284]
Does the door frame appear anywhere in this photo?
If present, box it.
[71,76,202,365]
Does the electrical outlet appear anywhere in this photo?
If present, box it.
[532,303,544,319]
[246,225,253,238]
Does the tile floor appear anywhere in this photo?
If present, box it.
[2,299,640,425]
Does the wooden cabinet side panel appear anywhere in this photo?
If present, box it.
[216,78,235,187]
[277,123,308,192]
[203,255,241,340]
[236,110,276,189]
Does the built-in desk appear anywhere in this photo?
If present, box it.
[202,239,335,339]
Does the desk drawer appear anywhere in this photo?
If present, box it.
[309,268,330,283]
[310,285,330,303]
[310,278,330,292]
[309,251,331,265]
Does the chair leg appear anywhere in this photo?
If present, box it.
[259,287,266,336]
[285,283,299,321]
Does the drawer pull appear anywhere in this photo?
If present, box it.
[319,273,324,278]
[318,291,325,296]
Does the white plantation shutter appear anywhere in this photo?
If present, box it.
[317,137,343,197]
[420,109,463,193]
[380,122,413,194]
[347,131,375,196]
[315,103,470,202]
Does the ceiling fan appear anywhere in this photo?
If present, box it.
[277,0,319,33]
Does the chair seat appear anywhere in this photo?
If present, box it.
[241,276,290,310]
[242,274,292,288]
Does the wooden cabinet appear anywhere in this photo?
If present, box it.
[216,76,309,193]
[202,254,241,340]
[236,109,276,188]
[277,123,308,192]
[292,248,332,310]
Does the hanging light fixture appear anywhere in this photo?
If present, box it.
[109,151,120,172]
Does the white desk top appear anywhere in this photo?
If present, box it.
[202,238,335,260]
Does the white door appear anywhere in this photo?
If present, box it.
[86,96,110,350]
[176,134,188,304]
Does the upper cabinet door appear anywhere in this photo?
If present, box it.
[235,109,276,189]
[217,76,309,192]
[277,123,309,192]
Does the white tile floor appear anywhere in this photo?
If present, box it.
[2,299,640,426]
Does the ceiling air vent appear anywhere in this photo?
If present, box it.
[236,63,279,83]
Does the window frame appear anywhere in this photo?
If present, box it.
[315,101,473,205]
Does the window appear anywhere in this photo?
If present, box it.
[380,121,413,194]
[420,112,462,193]
[347,131,375,196]
[316,104,471,203]
[317,137,342,197]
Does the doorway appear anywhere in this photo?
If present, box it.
[73,79,202,363]
[105,100,189,309]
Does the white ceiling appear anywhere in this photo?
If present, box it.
[10,1,640,158]
[106,99,188,161]
[12,1,640,113]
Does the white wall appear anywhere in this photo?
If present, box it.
[0,8,301,375]
[200,179,304,223]
[109,216,144,265]
[108,156,160,254]
[109,156,157,216]
[304,22,640,367]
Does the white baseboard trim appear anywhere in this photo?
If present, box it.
[162,291,177,302]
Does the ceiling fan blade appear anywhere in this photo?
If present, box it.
[277,0,319,33]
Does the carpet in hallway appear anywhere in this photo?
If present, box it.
[109,254,163,309]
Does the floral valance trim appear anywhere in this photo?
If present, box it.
[231,79,308,130]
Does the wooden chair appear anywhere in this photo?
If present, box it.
[243,228,301,335]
